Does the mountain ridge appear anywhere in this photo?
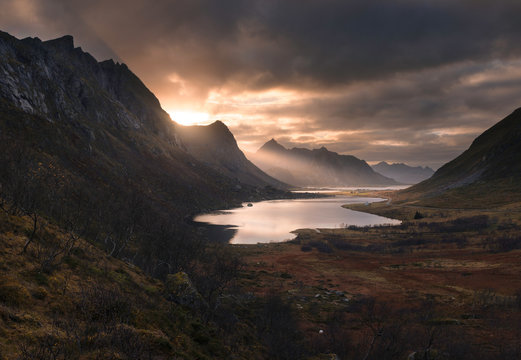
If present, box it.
[0,30,295,278]
[175,122,287,188]
[372,161,434,184]
[0,30,283,192]
[250,139,397,187]
[398,107,521,207]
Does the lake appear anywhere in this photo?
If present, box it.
[194,195,401,244]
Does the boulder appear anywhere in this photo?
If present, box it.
[164,272,207,310]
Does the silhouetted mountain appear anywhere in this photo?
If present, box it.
[250,139,397,187]
[0,30,300,356]
[258,138,287,153]
[0,29,297,258]
[176,123,287,188]
[400,108,521,206]
[372,162,434,184]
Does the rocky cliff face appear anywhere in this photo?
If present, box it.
[250,139,397,187]
[0,33,171,134]
[0,31,284,223]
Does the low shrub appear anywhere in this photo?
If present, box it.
[0,279,30,307]
[488,235,521,253]
[31,287,48,300]
[300,245,312,252]
[414,211,424,219]
[309,241,333,253]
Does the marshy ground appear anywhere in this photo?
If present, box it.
[234,192,521,358]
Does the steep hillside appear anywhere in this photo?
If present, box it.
[250,139,397,187]
[0,30,296,277]
[399,108,521,207]
[0,32,287,211]
[0,31,282,214]
[0,30,306,359]
[0,205,290,359]
[372,161,434,184]
[175,121,287,188]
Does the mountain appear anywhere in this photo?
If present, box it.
[372,161,434,184]
[175,122,287,188]
[0,31,295,274]
[250,139,397,187]
[0,31,284,205]
[0,30,299,357]
[399,108,521,207]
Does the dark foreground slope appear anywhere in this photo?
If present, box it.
[399,108,521,207]
[0,211,263,359]
[250,139,397,187]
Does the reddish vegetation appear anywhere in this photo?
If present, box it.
[234,203,521,358]
[241,242,521,304]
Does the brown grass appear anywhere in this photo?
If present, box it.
[233,194,521,357]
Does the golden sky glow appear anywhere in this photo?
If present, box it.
[3,0,521,168]
[167,110,213,126]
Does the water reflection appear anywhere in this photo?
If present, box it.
[194,196,400,244]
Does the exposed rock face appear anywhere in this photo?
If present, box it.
[250,139,397,187]
[0,30,285,224]
[372,162,434,184]
[0,33,169,132]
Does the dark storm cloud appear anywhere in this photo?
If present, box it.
[249,60,521,132]
[2,0,521,167]
[219,58,521,168]
[5,0,521,90]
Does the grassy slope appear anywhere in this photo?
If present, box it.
[397,108,521,208]
[0,210,263,359]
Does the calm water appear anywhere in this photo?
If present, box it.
[194,196,400,244]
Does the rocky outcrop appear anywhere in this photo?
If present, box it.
[0,32,161,129]
[164,272,207,310]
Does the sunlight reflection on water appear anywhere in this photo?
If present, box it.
[194,196,401,244]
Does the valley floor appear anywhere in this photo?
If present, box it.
[233,193,521,359]
[3,190,521,359]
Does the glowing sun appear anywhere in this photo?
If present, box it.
[168,110,212,126]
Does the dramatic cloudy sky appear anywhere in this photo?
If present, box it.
[2,0,521,168]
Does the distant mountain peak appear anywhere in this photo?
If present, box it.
[252,139,397,186]
[207,120,230,133]
[211,120,225,126]
[258,138,287,153]
[176,122,287,188]
[372,161,434,184]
